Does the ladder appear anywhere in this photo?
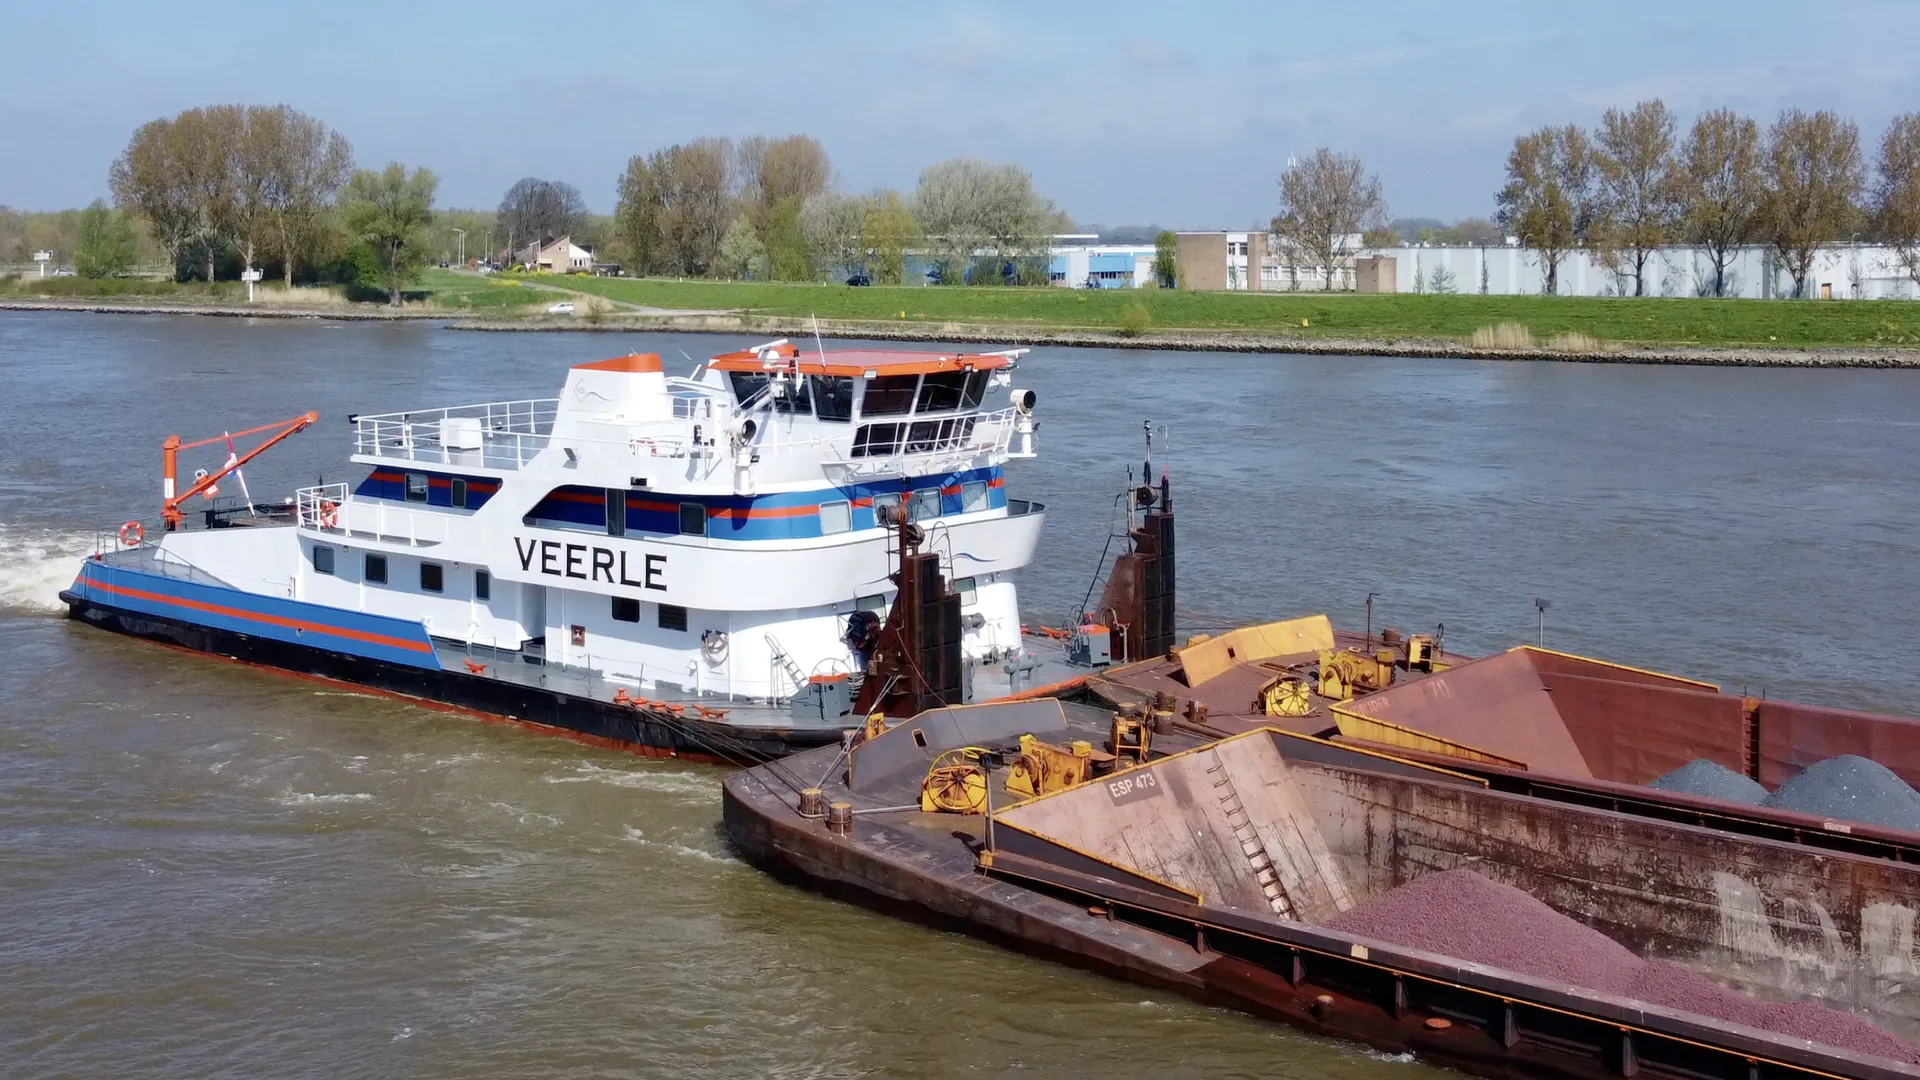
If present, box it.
[764,634,808,700]
[1206,750,1294,918]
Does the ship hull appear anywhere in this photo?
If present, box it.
[60,588,841,765]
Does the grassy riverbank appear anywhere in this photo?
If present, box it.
[535,275,1920,349]
[10,268,1919,353]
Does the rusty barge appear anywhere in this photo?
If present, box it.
[722,467,1920,1080]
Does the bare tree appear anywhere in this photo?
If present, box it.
[1677,108,1762,298]
[499,178,588,260]
[912,158,1058,282]
[1495,125,1597,295]
[1593,99,1681,296]
[802,191,868,280]
[1271,148,1386,290]
[1877,112,1920,288]
[1758,109,1864,298]
[652,139,733,276]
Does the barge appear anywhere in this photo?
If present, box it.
[723,698,1920,1080]
[60,341,1110,762]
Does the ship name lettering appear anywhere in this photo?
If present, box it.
[514,537,666,591]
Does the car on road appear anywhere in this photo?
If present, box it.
[52,268,75,277]
[845,272,871,286]
[547,301,576,315]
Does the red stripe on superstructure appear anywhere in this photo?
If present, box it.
[987,477,1005,488]
[708,505,818,520]
[368,471,403,482]
[468,482,500,493]
[546,490,604,505]
[940,485,962,496]
[851,497,874,508]
[84,578,434,654]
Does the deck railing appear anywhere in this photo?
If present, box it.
[820,408,1018,480]
[353,399,559,471]
[295,483,450,546]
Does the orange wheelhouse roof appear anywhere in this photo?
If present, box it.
[708,345,1019,378]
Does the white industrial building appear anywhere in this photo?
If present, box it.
[1380,243,1919,300]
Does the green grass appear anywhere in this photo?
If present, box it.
[533,275,1920,349]
[0,276,252,300]
[416,268,555,311]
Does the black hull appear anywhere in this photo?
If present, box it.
[60,591,843,764]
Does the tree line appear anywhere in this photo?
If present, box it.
[1494,103,1920,297]
[605,135,1070,284]
[105,104,439,303]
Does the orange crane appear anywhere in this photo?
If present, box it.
[161,412,319,530]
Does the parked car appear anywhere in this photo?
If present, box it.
[52,268,75,277]
[845,272,871,286]
[547,302,576,315]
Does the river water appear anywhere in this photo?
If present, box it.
[4,309,1920,1078]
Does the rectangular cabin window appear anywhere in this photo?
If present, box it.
[606,489,627,537]
[365,553,388,585]
[910,488,941,522]
[678,502,707,536]
[856,593,888,613]
[870,491,902,524]
[729,371,810,414]
[658,604,688,632]
[954,576,978,606]
[852,423,901,458]
[811,376,854,422]
[311,545,335,575]
[861,375,918,417]
[420,562,444,593]
[405,473,428,502]
[474,570,491,601]
[960,370,989,409]
[916,372,969,412]
[611,596,640,623]
[961,481,988,513]
[451,478,468,509]
[819,500,851,535]
[905,420,940,453]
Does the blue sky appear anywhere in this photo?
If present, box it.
[7,1,1917,228]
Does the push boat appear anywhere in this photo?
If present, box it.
[60,341,1160,763]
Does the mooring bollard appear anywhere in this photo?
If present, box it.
[826,801,853,835]
[798,787,825,817]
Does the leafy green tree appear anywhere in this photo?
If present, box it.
[1153,230,1177,288]
[340,163,438,305]
[1495,124,1598,295]
[765,196,812,281]
[74,199,138,278]
[861,190,921,284]
[717,214,766,280]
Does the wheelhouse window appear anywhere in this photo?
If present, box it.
[916,372,968,412]
[679,502,707,536]
[729,371,811,414]
[860,375,918,417]
[364,553,388,584]
[611,596,640,623]
[959,370,989,409]
[811,376,854,422]
[905,420,941,453]
[852,423,902,458]
[606,489,627,537]
[420,562,444,593]
[311,545,335,575]
[819,500,851,534]
[658,604,688,632]
[451,478,468,509]
[474,570,490,600]
[405,473,429,502]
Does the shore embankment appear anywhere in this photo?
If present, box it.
[7,294,1920,369]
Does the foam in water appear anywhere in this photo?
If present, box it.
[0,524,97,614]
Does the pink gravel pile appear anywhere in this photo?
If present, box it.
[1323,869,1919,1064]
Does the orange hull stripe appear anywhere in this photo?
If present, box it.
[85,578,434,654]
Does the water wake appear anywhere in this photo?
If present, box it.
[0,524,97,614]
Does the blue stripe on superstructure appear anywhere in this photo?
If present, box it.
[72,560,440,670]
[354,469,498,510]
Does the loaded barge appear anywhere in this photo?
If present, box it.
[724,477,1920,1078]
[60,341,1114,762]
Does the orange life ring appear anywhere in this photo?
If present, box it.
[319,500,338,529]
[118,521,143,547]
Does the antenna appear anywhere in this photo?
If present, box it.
[1143,418,1153,479]
[811,314,827,363]
[1534,597,1550,647]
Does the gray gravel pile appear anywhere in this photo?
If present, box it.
[1323,869,1919,1063]
[1647,759,1769,805]
[1762,755,1920,832]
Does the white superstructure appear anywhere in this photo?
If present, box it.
[151,341,1046,706]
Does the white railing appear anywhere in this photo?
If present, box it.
[295,483,450,547]
[353,398,558,471]
[820,408,1017,480]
